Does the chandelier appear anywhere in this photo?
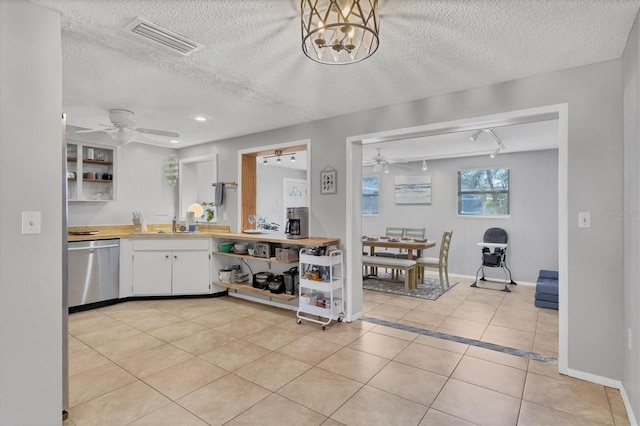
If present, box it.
[301,0,380,65]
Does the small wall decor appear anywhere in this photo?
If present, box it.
[164,155,179,186]
[320,166,337,194]
[395,175,432,204]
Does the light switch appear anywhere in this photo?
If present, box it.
[22,211,41,235]
[578,212,591,228]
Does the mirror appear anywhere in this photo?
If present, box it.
[178,154,217,221]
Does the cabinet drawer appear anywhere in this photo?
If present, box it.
[133,238,210,251]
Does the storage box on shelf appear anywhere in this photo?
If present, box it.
[297,249,344,329]
[67,141,117,202]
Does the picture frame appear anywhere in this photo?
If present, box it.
[320,166,337,194]
[394,175,432,204]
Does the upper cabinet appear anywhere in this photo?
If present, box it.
[67,141,117,202]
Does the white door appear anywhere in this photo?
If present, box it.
[283,178,308,226]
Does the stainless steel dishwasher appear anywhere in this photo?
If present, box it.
[68,239,120,308]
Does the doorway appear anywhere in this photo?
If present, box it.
[345,104,568,372]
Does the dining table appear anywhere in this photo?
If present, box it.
[362,237,437,288]
[363,237,436,259]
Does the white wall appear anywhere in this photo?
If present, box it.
[67,127,178,226]
[0,1,62,423]
[363,149,559,284]
[180,59,625,384]
[622,11,640,423]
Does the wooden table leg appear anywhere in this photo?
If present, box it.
[407,250,416,289]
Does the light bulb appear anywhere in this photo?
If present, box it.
[263,158,268,165]
[384,164,389,174]
[290,154,296,162]
[276,156,281,164]
[422,160,428,171]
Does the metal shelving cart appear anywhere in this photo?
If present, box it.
[296,249,344,329]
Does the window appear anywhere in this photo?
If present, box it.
[362,176,379,215]
[458,168,510,216]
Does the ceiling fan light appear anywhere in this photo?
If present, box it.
[110,127,134,143]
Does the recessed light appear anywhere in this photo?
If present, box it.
[191,114,211,122]
[170,140,180,144]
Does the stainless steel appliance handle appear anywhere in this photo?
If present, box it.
[68,244,120,251]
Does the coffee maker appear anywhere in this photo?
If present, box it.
[285,207,309,239]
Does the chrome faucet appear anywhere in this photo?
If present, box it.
[172,216,177,233]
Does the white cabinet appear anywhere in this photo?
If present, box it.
[172,250,211,294]
[297,250,344,329]
[132,239,211,296]
[67,141,117,202]
[133,251,172,295]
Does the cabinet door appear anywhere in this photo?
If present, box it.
[132,251,172,295]
[172,250,210,294]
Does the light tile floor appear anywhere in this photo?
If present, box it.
[64,275,630,425]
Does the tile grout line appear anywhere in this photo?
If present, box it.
[360,316,557,362]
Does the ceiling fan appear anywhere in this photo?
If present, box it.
[362,148,412,172]
[76,109,180,144]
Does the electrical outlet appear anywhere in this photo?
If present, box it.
[628,328,632,350]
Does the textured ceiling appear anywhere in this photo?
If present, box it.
[32,0,640,150]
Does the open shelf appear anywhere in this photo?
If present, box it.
[83,178,112,183]
[83,159,113,165]
[213,251,298,264]
[214,281,297,301]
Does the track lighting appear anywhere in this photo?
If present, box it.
[490,149,500,159]
[261,149,297,165]
[470,130,482,141]
[422,159,428,171]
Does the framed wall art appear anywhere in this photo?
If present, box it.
[320,166,337,194]
[394,175,432,204]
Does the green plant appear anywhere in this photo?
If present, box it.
[201,201,215,222]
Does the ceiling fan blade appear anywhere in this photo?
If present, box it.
[75,127,114,134]
[135,128,180,138]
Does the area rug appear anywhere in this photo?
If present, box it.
[363,276,458,300]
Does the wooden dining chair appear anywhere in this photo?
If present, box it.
[374,227,405,277]
[415,230,453,291]
[394,228,426,259]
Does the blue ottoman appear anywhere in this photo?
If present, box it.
[535,270,558,310]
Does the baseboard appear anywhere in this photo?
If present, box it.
[452,273,536,287]
[565,367,621,389]
[620,384,639,426]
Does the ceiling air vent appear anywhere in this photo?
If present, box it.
[122,17,204,56]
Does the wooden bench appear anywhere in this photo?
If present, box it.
[362,256,417,290]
